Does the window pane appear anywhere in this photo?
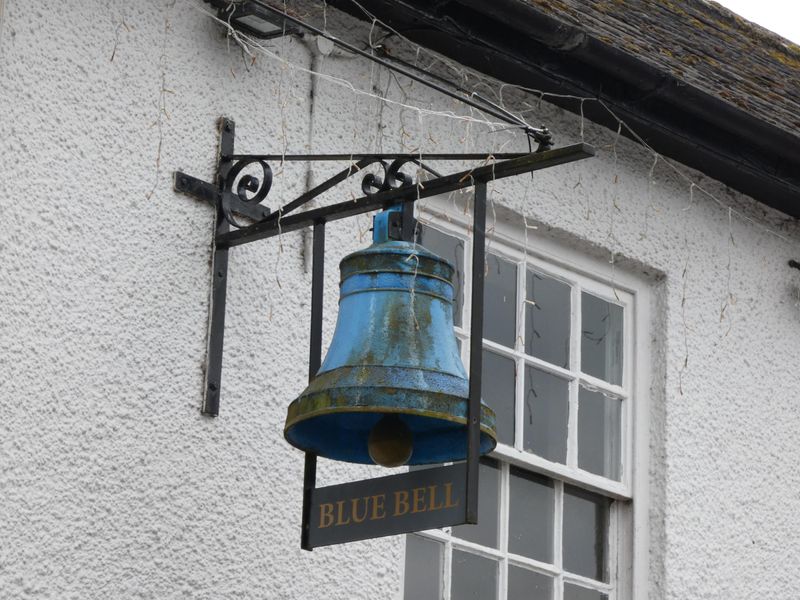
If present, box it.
[484,253,517,347]
[523,366,569,463]
[451,550,497,600]
[508,467,554,563]
[525,270,570,368]
[578,387,622,480]
[418,225,465,326]
[404,535,441,599]
[482,349,515,446]
[452,459,500,548]
[508,566,553,600]
[563,486,610,582]
[581,293,623,385]
[563,584,608,600]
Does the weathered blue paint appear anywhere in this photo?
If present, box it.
[284,231,497,465]
[371,206,396,243]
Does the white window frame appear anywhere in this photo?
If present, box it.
[398,200,651,600]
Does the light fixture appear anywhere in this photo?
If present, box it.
[208,0,301,40]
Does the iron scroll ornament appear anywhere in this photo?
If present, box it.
[361,158,417,196]
[221,158,273,229]
[219,155,419,229]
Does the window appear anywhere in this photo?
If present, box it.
[402,213,649,600]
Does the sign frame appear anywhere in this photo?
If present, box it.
[305,464,467,549]
[172,117,595,549]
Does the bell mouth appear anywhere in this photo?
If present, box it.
[284,383,497,465]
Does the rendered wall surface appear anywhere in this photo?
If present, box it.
[1,1,800,599]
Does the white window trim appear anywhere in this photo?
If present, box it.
[396,199,651,600]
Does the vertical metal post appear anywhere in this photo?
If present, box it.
[202,118,235,416]
[465,180,487,523]
[308,222,325,378]
[301,220,325,550]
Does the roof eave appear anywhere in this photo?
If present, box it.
[332,0,800,218]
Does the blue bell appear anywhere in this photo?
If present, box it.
[284,209,497,466]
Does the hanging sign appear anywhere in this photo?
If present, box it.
[306,465,466,548]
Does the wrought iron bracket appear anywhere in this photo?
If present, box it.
[173,117,594,549]
[174,116,594,414]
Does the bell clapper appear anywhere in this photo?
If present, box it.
[368,415,414,467]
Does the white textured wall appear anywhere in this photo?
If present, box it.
[1,1,800,599]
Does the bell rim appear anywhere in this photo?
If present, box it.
[284,399,498,442]
[339,286,453,303]
[339,268,454,287]
[341,240,452,262]
[340,241,455,281]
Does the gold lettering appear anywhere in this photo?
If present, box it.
[370,494,386,520]
[319,503,335,528]
[412,486,427,513]
[394,490,410,516]
[444,482,460,509]
[428,485,444,511]
[336,500,351,526]
[351,497,369,524]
